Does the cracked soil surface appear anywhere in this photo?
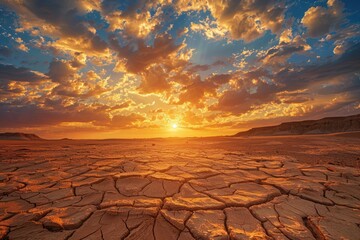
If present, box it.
[0,135,360,239]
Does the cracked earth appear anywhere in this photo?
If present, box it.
[0,135,360,239]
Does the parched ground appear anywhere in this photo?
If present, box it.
[0,134,360,239]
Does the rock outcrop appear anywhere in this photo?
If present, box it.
[234,114,360,136]
[0,132,43,140]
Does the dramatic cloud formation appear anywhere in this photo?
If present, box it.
[178,0,285,42]
[260,30,311,64]
[302,0,344,37]
[110,34,183,73]
[0,0,359,138]
[0,64,47,83]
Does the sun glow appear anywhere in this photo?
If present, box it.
[172,123,178,129]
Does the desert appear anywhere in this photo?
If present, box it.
[1,133,360,239]
[1,0,360,239]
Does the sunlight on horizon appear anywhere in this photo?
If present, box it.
[0,0,358,139]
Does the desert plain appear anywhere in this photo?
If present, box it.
[0,134,360,240]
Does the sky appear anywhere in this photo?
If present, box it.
[0,0,359,139]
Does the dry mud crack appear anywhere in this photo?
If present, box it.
[0,136,360,239]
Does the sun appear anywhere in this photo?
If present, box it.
[172,123,178,129]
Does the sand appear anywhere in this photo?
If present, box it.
[0,134,359,239]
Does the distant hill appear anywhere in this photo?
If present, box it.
[234,114,360,137]
[0,132,43,140]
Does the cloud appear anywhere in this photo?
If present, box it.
[1,0,359,135]
[3,0,108,55]
[276,91,312,104]
[177,73,232,106]
[0,46,12,57]
[187,61,226,73]
[206,73,232,85]
[174,0,206,12]
[278,42,360,89]
[213,43,360,114]
[301,0,344,37]
[17,43,29,52]
[0,100,144,129]
[190,19,227,40]
[332,39,356,55]
[110,100,133,111]
[102,0,167,38]
[47,58,109,98]
[213,79,278,114]
[0,81,27,99]
[109,113,145,128]
[14,37,29,52]
[0,103,109,128]
[260,30,311,64]
[52,84,108,98]
[324,24,360,42]
[110,32,191,96]
[48,59,79,83]
[333,44,345,55]
[0,64,47,83]
[177,0,285,42]
[137,65,171,94]
[316,75,360,97]
[178,78,217,106]
[110,34,183,74]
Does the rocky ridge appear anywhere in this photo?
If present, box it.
[0,133,43,141]
[234,114,360,136]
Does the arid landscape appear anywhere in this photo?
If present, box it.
[1,0,360,239]
[1,134,360,239]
